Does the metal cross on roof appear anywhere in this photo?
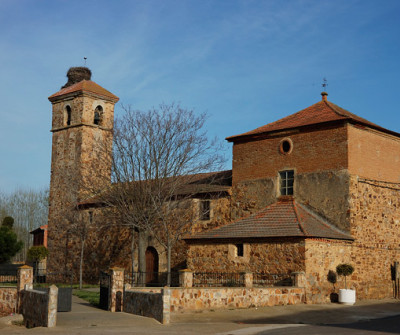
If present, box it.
[322,77,328,91]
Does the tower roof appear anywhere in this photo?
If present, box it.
[185,198,353,241]
[226,93,399,142]
[48,80,119,102]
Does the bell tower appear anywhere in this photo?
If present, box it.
[47,67,119,272]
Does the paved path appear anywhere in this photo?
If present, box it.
[1,296,400,334]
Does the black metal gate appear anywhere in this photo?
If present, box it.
[34,270,73,312]
[99,271,110,310]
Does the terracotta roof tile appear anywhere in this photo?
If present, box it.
[226,94,399,141]
[48,80,119,102]
[185,198,353,241]
[78,170,232,207]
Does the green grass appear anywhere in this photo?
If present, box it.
[0,282,17,287]
[34,283,98,289]
[73,289,100,307]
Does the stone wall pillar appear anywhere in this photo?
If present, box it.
[161,287,171,324]
[291,271,306,287]
[47,285,58,327]
[179,269,193,288]
[109,268,124,312]
[17,265,33,313]
[243,272,253,288]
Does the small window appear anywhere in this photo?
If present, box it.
[88,211,93,224]
[94,105,103,125]
[199,200,210,220]
[236,244,244,257]
[279,170,294,195]
[279,138,293,155]
[66,105,72,126]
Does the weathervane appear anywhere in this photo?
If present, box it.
[322,77,328,91]
[84,57,87,66]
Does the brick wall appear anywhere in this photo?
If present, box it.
[348,124,400,182]
[232,124,348,185]
[0,287,17,314]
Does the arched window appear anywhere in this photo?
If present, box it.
[66,105,72,126]
[94,105,103,125]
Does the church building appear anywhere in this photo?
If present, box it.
[46,67,400,302]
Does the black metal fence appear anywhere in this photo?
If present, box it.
[193,272,244,287]
[0,264,18,284]
[0,273,17,284]
[124,271,180,287]
[253,273,293,287]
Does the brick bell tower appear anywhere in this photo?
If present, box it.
[47,67,119,273]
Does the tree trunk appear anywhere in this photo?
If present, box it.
[79,238,85,290]
[167,238,171,287]
[138,229,147,286]
[130,228,136,285]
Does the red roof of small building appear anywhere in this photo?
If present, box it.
[226,93,399,141]
[185,198,353,241]
[48,80,119,102]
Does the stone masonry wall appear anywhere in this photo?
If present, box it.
[229,170,350,232]
[304,177,400,303]
[48,91,116,277]
[187,239,305,274]
[348,177,400,299]
[304,239,353,303]
[0,287,17,314]
[126,286,304,324]
[169,287,305,312]
[21,285,58,328]
[124,289,164,323]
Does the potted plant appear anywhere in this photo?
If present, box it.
[327,270,338,302]
[336,263,355,305]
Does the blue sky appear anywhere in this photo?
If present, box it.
[1,0,399,193]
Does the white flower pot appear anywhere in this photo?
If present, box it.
[338,289,356,305]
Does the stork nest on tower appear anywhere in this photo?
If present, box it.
[62,67,92,89]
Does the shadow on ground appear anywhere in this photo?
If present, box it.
[233,301,400,326]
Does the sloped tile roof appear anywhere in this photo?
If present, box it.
[48,80,119,102]
[226,94,399,141]
[185,198,353,241]
[78,170,232,207]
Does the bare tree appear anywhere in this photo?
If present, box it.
[63,204,91,289]
[0,188,48,262]
[94,103,225,285]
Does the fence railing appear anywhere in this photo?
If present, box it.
[124,271,180,287]
[193,272,244,287]
[0,264,19,284]
[253,273,293,287]
[0,273,17,284]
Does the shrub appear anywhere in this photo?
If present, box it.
[27,246,49,262]
[336,264,354,289]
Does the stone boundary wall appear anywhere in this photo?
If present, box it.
[125,286,304,324]
[169,287,305,312]
[123,288,169,324]
[0,287,17,314]
[21,285,58,328]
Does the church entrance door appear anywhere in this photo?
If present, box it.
[145,247,159,285]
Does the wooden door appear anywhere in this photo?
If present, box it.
[145,247,159,284]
